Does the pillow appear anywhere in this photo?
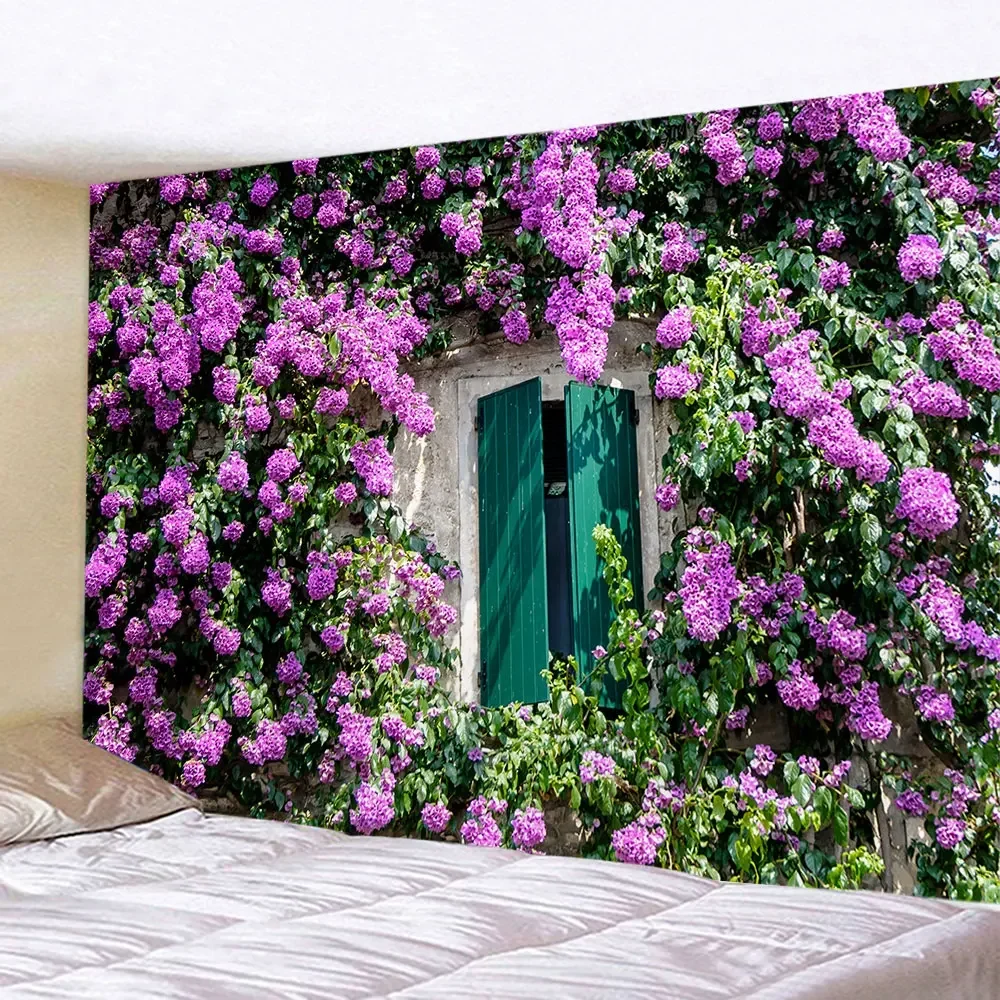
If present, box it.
[0,716,198,847]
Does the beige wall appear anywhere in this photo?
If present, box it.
[0,176,89,730]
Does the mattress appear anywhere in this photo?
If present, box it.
[1,807,998,999]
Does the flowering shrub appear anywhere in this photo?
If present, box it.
[88,78,1000,899]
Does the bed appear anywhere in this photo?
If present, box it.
[3,721,999,999]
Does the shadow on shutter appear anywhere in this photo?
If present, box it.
[477,378,549,707]
[565,382,643,710]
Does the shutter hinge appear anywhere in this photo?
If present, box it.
[474,415,479,433]
[478,659,488,696]
[631,402,640,426]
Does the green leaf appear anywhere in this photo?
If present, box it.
[833,805,849,847]
[949,250,970,273]
[792,774,812,807]
[813,785,833,823]
[860,390,884,419]
[861,514,882,546]
[845,786,865,810]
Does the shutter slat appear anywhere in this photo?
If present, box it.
[565,383,644,709]
[478,379,549,706]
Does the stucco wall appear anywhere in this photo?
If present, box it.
[0,176,89,730]
[394,318,686,700]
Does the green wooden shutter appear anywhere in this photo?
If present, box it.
[477,378,549,707]
[565,382,644,709]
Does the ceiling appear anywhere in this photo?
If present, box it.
[1,0,999,186]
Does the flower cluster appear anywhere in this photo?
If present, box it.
[460,796,507,848]
[678,524,740,642]
[895,467,960,540]
[764,327,889,483]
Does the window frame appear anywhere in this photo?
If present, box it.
[457,372,661,704]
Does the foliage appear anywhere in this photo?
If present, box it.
[86,79,1000,896]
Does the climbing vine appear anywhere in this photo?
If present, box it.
[87,78,1000,898]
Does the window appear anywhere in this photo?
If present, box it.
[476,377,644,708]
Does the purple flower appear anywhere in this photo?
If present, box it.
[659,223,701,273]
[656,306,695,349]
[757,111,784,140]
[182,759,206,788]
[895,789,929,816]
[421,802,452,833]
[276,652,303,685]
[679,528,740,642]
[455,226,482,256]
[222,521,244,543]
[726,707,750,730]
[292,194,314,218]
[580,750,616,784]
[847,682,892,741]
[935,817,966,850]
[213,626,241,656]
[898,233,944,283]
[420,174,446,200]
[500,308,530,345]
[750,744,776,776]
[350,437,394,496]
[306,558,338,601]
[654,365,702,399]
[265,448,299,483]
[217,452,249,493]
[754,146,783,180]
[776,661,821,712]
[511,806,547,851]
[414,146,441,171]
[895,371,969,419]
[321,626,347,653]
[212,366,238,405]
[245,399,271,432]
[249,174,279,207]
[611,820,661,865]
[895,467,960,540]
[180,533,210,575]
[159,175,188,204]
[655,480,680,511]
[350,779,395,835]
[158,466,192,507]
[819,259,851,293]
[100,491,126,519]
[261,569,292,617]
[606,167,637,194]
[818,229,845,252]
[915,684,955,723]
[160,506,194,546]
[460,796,505,848]
[440,212,464,237]
[239,718,287,765]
